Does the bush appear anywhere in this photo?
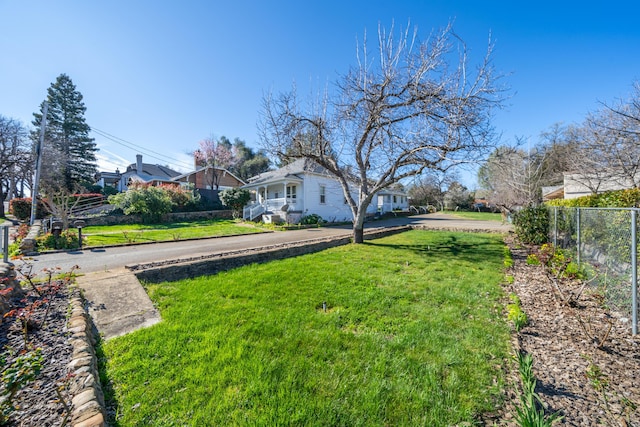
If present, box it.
[546,187,640,208]
[8,198,47,221]
[300,214,324,225]
[36,230,80,251]
[158,184,201,212]
[513,206,550,245]
[219,188,251,218]
[108,183,173,223]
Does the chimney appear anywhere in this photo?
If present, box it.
[136,154,143,173]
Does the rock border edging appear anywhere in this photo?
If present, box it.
[67,292,107,427]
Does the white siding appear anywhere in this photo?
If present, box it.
[303,175,353,221]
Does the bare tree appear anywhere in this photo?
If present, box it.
[0,116,31,217]
[408,170,460,211]
[560,83,640,195]
[478,143,547,210]
[193,137,234,190]
[260,22,504,242]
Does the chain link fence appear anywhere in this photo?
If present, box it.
[549,207,638,334]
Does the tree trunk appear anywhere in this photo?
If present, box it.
[352,225,364,243]
[352,208,366,244]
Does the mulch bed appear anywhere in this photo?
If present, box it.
[499,235,640,427]
[0,278,73,427]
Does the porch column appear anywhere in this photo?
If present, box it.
[283,182,287,202]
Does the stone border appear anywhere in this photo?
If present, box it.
[67,292,107,427]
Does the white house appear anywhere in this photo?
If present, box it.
[242,158,409,223]
[541,170,640,200]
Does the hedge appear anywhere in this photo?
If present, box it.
[546,188,640,208]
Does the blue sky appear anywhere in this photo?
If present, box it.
[1,1,639,188]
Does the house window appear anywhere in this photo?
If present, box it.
[319,185,326,204]
[286,185,297,200]
[393,195,397,203]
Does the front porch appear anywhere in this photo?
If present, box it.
[243,181,304,222]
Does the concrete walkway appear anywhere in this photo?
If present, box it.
[75,268,161,339]
[73,213,512,340]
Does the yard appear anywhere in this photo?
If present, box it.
[81,219,265,247]
[447,211,502,222]
[101,230,511,426]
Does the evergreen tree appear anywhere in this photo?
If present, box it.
[31,74,98,192]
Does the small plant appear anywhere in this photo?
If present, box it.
[504,246,514,268]
[122,230,143,243]
[514,351,563,426]
[526,254,540,265]
[0,348,44,423]
[507,294,528,331]
[505,275,515,284]
[300,214,324,225]
[585,361,609,392]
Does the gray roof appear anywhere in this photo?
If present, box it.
[245,158,329,186]
[125,163,181,179]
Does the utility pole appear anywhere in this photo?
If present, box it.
[30,102,47,225]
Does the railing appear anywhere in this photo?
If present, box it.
[265,198,299,212]
[549,206,638,335]
[244,198,300,220]
[243,203,265,221]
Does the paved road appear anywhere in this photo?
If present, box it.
[21,213,511,275]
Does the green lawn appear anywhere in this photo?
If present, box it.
[102,230,510,426]
[82,219,265,246]
[447,211,502,222]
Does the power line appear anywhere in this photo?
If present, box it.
[92,127,194,170]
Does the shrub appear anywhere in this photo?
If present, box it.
[219,188,251,219]
[546,187,640,208]
[108,183,173,223]
[513,206,550,245]
[9,198,47,221]
[36,230,80,251]
[507,294,528,331]
[157,184,201,212]
[526,254,540,265]
[300,214,324,225]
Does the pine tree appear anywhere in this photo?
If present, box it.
[31,74,98,192]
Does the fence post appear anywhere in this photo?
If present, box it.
[632,209,638,336]
[2,224,8,263]
[553,207,558,247]
[576,208,581,265]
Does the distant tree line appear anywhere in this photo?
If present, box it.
[478,81,640,211]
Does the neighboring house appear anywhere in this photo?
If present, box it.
[172,165,245,203]
[172,165,244,191]
[542,170,639,200]
[541,185,564,201]
[242,158,408,223]
[94,154,181,192]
